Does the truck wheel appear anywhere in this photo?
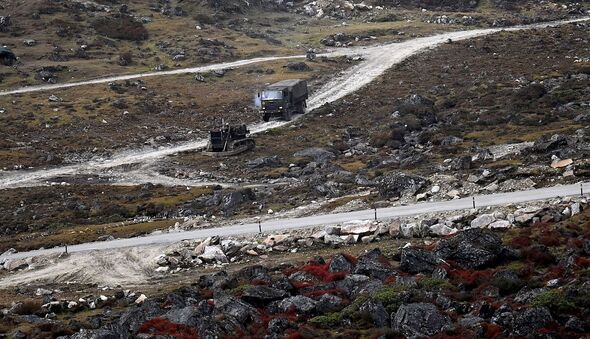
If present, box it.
[283,110,292,121]
[263,114,270,122]
[301,101,307,114]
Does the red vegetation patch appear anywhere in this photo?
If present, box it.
[200,289,214,299]
[575,256,590,268]
[383,275,397,285]
[251,278,271,286]
[138,318,199,339]
[544,265,564,280]
[510,236,531,248]
[341,253,358,265]
[482,323,503,338]
[539,230,561,247]
[301,263,347,282]
[449,269,494,288]
[522,246,555,266]
[291,281,315,289]
[376,255,391,267]
[285,329,304,339]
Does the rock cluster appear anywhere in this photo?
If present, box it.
[152,198,586,273]
[6,218,590,337]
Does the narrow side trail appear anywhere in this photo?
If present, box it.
[0,18,588,189]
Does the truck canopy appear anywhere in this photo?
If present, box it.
[265,79,307,101]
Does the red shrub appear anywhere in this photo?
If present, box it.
[449,269,494,288]
[522,247,555,266]
[544,266,564,280]
[575,256,590,268]
[291,281,315,289]
[341,253,358,265]
[301,263,347,282]
[510,236,531,248]
[138,318,199,339]
[285,329,303,339]
[539,230,561,247]
[376,255,391,267]
[383,275,397,285]
[482,323,503,338]
[200,289,213,299]
[251,278,271,286]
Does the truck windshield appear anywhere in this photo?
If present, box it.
[261,90,283,100]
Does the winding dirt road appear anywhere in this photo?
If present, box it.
[0,17,588,190]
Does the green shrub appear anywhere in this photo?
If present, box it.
[531,290,576,314]
[419,278,454,290]
[309,312,343,328]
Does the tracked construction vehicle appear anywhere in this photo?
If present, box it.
[203,124,255,157]
[258,79,308,122]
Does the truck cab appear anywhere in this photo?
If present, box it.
[259,79,308,122]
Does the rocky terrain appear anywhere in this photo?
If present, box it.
[1,1,590,337]
[1,198,589,338]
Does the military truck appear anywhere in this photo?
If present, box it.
[258,79,308,122]
[203,124,255,157]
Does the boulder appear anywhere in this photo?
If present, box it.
[315,294,343,314]
[285,61,311,71]
[241,286,289,306]
[392,303,452,337]
[66,328,122,339]
[377,173,429,199]
[470,214,495,228]
[214,294,258,324]
[294,148,335,163]
[267,317,297,335]
[199,246,228,263]
[358,300,390,327]
[278,295,317,314]
[328,254,354,272]
[429,224,457,236]
[399,248,439,274]
[489,220,511,229]
[353,249,392,279]
[435,228,514,269]
[450,156,472,170]
[340,221,377,235]
[246,156,281,169]
[511,307,552,337]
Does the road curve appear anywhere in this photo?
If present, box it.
[0,17,588,190]
[4,182,588,260]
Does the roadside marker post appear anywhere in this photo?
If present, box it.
[472,197,476,209]
[374,207,377,221]
[65,244,68,254]
[258,220,262,234]
[581,183,584,197]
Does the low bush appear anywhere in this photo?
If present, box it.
[93,15,148,41]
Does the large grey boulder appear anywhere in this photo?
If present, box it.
[278,295,317,314]
[328,254,355,272]
[377,173,429,199]
[399,248,439,274]
[358,300,390,327]
[511,307,553,337]
[392,303,452,338]
[198,246,228,263]
[241,286,289,306]
[434,228,515,269]
[294,148,336,163]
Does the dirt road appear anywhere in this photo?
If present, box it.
[0,18,588,190]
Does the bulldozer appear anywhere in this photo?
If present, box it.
[203,124,255,157]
